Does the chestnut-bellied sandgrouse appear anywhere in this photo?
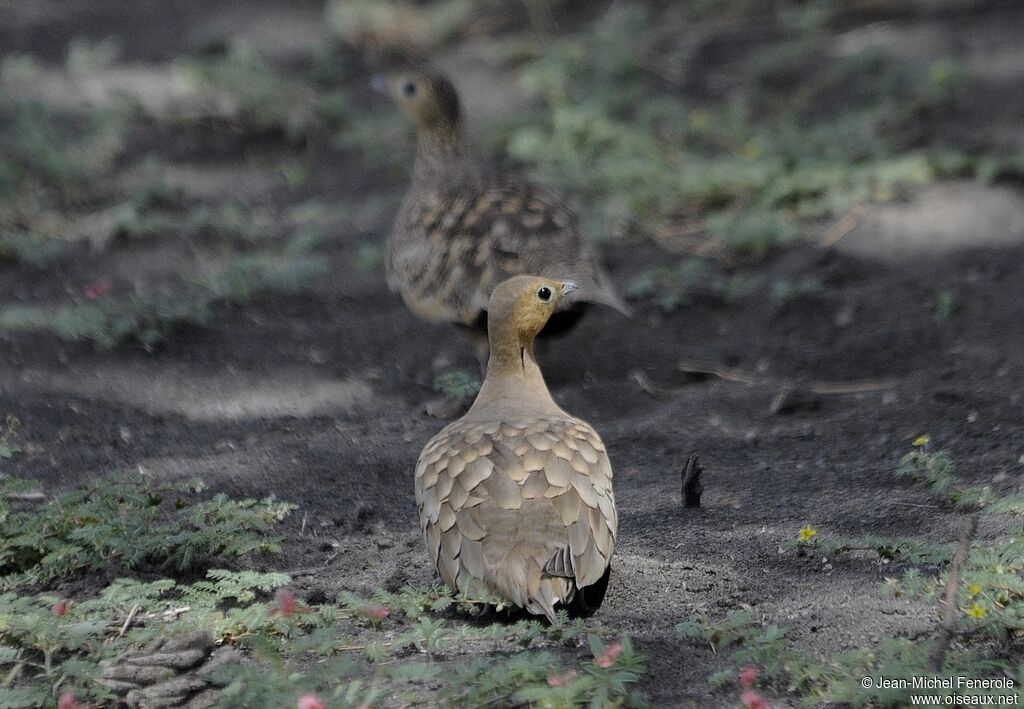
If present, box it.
[377,70,629,366]
[414,276,617,620]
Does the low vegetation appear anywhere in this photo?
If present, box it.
[679,442,1024,707]
[0,435,646,707]
[0,232,326,350]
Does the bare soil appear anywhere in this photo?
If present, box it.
[2,1,1023,706]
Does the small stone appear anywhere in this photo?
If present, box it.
[102,664,176,685]
[195,647,244,684]
[184,689,221,709]
[130,649,209,670]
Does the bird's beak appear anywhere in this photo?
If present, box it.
[370,74,390,95]
[560,281,579,296]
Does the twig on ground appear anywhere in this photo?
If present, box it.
[682,454,704,509]
[161,606,191,621]
[118,604,141,638]
[629,369,667,399]
[678,359,756,385]
[820,204,864,248]
[2,661,22,688]
[928,515,979,673]
[678,358,896,395]
[4,491,45,502]
[809,380,896,394]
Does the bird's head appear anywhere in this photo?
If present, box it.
[373,70,461,130]
[488,276,578,343]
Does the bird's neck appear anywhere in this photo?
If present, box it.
[413,120,469,185]
[469,332,560,416]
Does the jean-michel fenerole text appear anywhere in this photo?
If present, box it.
[868,676,1016,691]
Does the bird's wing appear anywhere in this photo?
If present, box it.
[415,417,616,618]
[388,181,628,325]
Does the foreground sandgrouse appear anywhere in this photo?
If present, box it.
[377,70,628,365]
[415,276,617,620]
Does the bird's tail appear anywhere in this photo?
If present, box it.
[574,269,633,318]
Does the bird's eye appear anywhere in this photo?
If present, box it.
[402,82,417,97]
[537,286,552,302]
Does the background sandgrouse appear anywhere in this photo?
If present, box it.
[377,70,629,365]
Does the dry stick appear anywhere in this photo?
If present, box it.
[819,204,864,249]
[1,662,22,688]
[629,369,667,399]
[928,515,979,673]
[678,359,755,385]
[677,359,896,394]
[4,491,45,502]
[809,380,896,395]
[682,454,704,509]
[118,604,141,638]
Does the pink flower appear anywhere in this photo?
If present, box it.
[547,669,578,687]
[360,604,390,620]
[52,599,71,617]
[595,641,622,668]
[269,590,306,618]
[297,694,326,709]
[58,693,80,709]
[741,689,772,709]
[738,664,758,688]
[83,279,112,300]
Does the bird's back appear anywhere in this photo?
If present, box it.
[415,412,617,620]
[387,176,626,326]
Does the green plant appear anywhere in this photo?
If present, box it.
[355,242,383,272]
[934,289,957,321]
[183,201,273,244]
[0,476,646,708]
[0,229,68,267]
[0,100,129,199]
[65,38,120,75]
[187,43,348,143]
[771,276,823,302]
[0,417,20,461]
[0,473,294,591]
[490,1,976,255]
[0,234,326,350]
[740,445,1024,706]
[678,609,1021,707]
[0,569,293,705]
[897,443,1000,510]
[432,368,482,399]
[627,258,712,312]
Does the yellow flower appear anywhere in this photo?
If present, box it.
[913,435,931,448]
[689,110,709,131]
[798,525,817,543]
[968,584,981,598]
[965,603,986,620]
